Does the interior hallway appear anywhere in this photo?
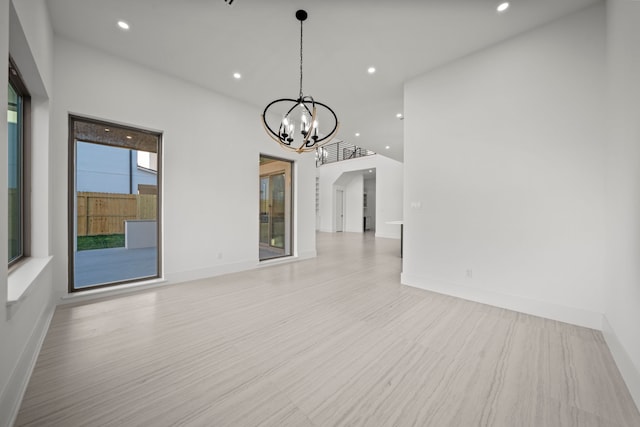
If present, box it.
[16,233,640,426]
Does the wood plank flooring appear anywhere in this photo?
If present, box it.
[15,232,640,426]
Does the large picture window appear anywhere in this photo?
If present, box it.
[8,58,30,266]
[68,116,162,291]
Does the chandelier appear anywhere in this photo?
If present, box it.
[261,10,339,153]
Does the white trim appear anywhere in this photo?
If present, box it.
[165,260,257,284]
[7,256,53,305]
[61,251,317,305]
[60,278,169,305]
[0,302,55,427]
[602,315,640,411]
[258,250,317,267]
[375,232,400,240]
[296,249,317,260]
[401,273,603,330]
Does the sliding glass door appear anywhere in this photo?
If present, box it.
[259,155,292,260]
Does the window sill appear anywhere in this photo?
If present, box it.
[60,278,168,304]
[7,256,53,305]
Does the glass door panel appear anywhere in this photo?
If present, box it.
[259,155,292,261]
[260,177,269,245]
[270,173,285,249]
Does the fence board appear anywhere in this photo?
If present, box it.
[137,194,157,220]
[77,192,157,236]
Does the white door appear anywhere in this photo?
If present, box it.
[335,190,344,232]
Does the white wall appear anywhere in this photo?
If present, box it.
[317,155,403,237]
[402,4,606,329]
[0,0,11,420]
[1,1,55,425]
[375,156,404,239]
[51,37,317,294]
[603,0,640,409]
[345,173,364,232]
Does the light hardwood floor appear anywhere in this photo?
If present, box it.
[15,232,640,426]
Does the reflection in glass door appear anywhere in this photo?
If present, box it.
[260,177,270,246]
[259,155,292,260]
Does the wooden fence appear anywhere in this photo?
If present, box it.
[77,192,157,236]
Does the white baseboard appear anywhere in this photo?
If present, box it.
[375,232,400,239]
[167,252,317,284]
[61,252,318,305]
[0,302,55,427]
[401,273,603,330]
[59,278,170,305]
[296,250,317,260]
[165,259,257,284]
[602,315,640,411]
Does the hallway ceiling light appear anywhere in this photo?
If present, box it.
[385,145,390,150]
[261,10,339,153]
[368,67,376,74]
[233,72,242,79]
[117,20,130,30]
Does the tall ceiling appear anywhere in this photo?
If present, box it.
[47,0,599,162]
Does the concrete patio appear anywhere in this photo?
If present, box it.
[74,247,158,288]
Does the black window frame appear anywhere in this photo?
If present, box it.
[8,57,31,267]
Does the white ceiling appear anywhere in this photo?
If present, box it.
[47,0,598,162]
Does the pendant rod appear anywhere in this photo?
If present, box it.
[298,13,304,99]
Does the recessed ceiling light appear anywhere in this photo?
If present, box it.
[367,67,376,74]
[233,72,242,79]
[117,20,130,30]
[497,2,510,13]
[396,113,403,119]
[355,132,360,137]
[385,145,390,150]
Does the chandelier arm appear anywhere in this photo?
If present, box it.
[283,101,300,118]
[317,121,340,147]
[261,114,290,146]
[306,100,340,146]
[261,116,303,153]
[298,103,316,149]
[261,97,298,141]
[298,123,340,152]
